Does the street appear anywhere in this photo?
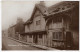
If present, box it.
[2,35,43,50]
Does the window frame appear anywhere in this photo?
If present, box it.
[39,34,42,38]
[52,32,63,40]
[36,20,41,25]
[29,35,32,38]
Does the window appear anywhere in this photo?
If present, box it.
[53,17,62,23]
[53,32,55,39]
[53,32,63,40]
[29,35,32,38]
[39,34,42,38]
[58,17,62,22]
[36,20,40,25]
[59,32,63,39]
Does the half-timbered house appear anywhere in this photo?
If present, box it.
[24,1,48,45]
[45,1,79,49]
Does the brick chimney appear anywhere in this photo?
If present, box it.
[39,1,45,5]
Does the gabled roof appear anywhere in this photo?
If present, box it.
[24,2,48,25]
[48,1,78,13]
[44,1,79,19]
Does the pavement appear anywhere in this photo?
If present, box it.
[8,37,58,50]
[32,45,58,50]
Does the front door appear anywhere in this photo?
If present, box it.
[33,35,38,44]
[66,32,73,49]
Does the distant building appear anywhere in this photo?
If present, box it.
[2,30,8,37]
[8,25,16,38]
[8,18,25,40]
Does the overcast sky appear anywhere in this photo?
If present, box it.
[2,1,61,30]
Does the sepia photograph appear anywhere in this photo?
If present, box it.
[2,0,79,50]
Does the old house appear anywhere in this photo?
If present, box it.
[24,1,47,45]
[45,1,79,49]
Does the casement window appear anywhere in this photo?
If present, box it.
[29,35,32,38]
[39,34,42,38]
[36,20,40,25]
[53,32,63,40]
[53,17,62,23]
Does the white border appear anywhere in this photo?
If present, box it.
[0,0,2,52]
[0,0,80,52]
[1,0,80,1]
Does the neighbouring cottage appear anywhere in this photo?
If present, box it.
[23,1,47,45]
[8,25,16,38]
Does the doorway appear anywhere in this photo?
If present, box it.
[33,34,38,44]
[66,32,73,49]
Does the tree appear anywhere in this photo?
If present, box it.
[15,17,25,34]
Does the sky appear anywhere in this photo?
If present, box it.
[2,1,61,30]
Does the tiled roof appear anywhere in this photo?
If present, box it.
[46,1,79,17]
[24,1,79,25]
[24,2,47,25]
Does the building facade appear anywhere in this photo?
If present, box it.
[23,3,47,45]
[8,25,16,38]
[45,1,79,49]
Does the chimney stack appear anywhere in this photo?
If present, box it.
[40,1,45,5]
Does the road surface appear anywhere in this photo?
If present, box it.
[2,35,43,50]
